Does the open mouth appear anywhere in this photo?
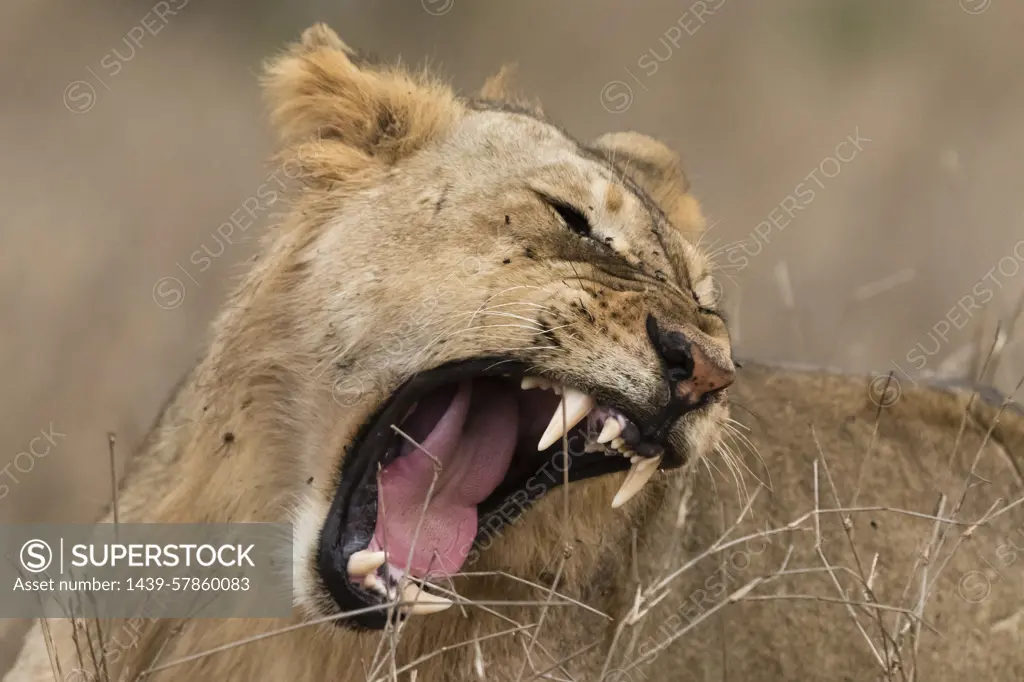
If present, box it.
[317,358,688,629]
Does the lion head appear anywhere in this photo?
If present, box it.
[198,23,735,630]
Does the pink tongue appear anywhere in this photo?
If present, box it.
[374,380,519,577]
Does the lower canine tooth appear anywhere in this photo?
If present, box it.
[362,573,387,595]
[597,419,623,444]
[400,582,453,615]
[537,387,595,450]
[611,455,663,509]
[348,550,386,578]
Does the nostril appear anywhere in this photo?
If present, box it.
[667,366,690,384]
[661,331,695,376]
[646,315,697,380]
[648,315,734,400]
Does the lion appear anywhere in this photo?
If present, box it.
[7,23,1024,681]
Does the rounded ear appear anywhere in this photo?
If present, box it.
[477,65,544,117]
[590,132,706,242]
[479,64,520,101]
[262,23,462,179]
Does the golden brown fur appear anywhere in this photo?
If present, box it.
[8,24,1024,681]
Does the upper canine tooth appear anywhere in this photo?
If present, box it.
[597,419,623,444]
[521,376,550,391]
[348,550,386,578]
[537,387,595,450]
[400,581,453,615]
[611,455,663,509]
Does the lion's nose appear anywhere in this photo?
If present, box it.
[646,315,735,405]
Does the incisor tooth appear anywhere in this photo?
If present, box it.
[611,455,663,509]
[597,419,623,444]
[610,437,624,450]
[537,387,596,450]
[347,550,386,577]
[400,582,453,615]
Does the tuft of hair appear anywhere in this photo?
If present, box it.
[261,23,462,183]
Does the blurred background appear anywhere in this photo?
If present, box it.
[2,0,1023,669]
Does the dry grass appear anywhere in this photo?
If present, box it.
[33,352,1024,682]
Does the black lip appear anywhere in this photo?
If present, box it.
[316,356,687,629]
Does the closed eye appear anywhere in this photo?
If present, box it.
[550,201,592,237]
[699,305,725,321]
[534,191,594,238]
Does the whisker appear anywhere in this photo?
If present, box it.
[699,457,722,514]
[722,417,751,432]
[714,441,751,508]
[460,310,548,328]
[721,421,773,492]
